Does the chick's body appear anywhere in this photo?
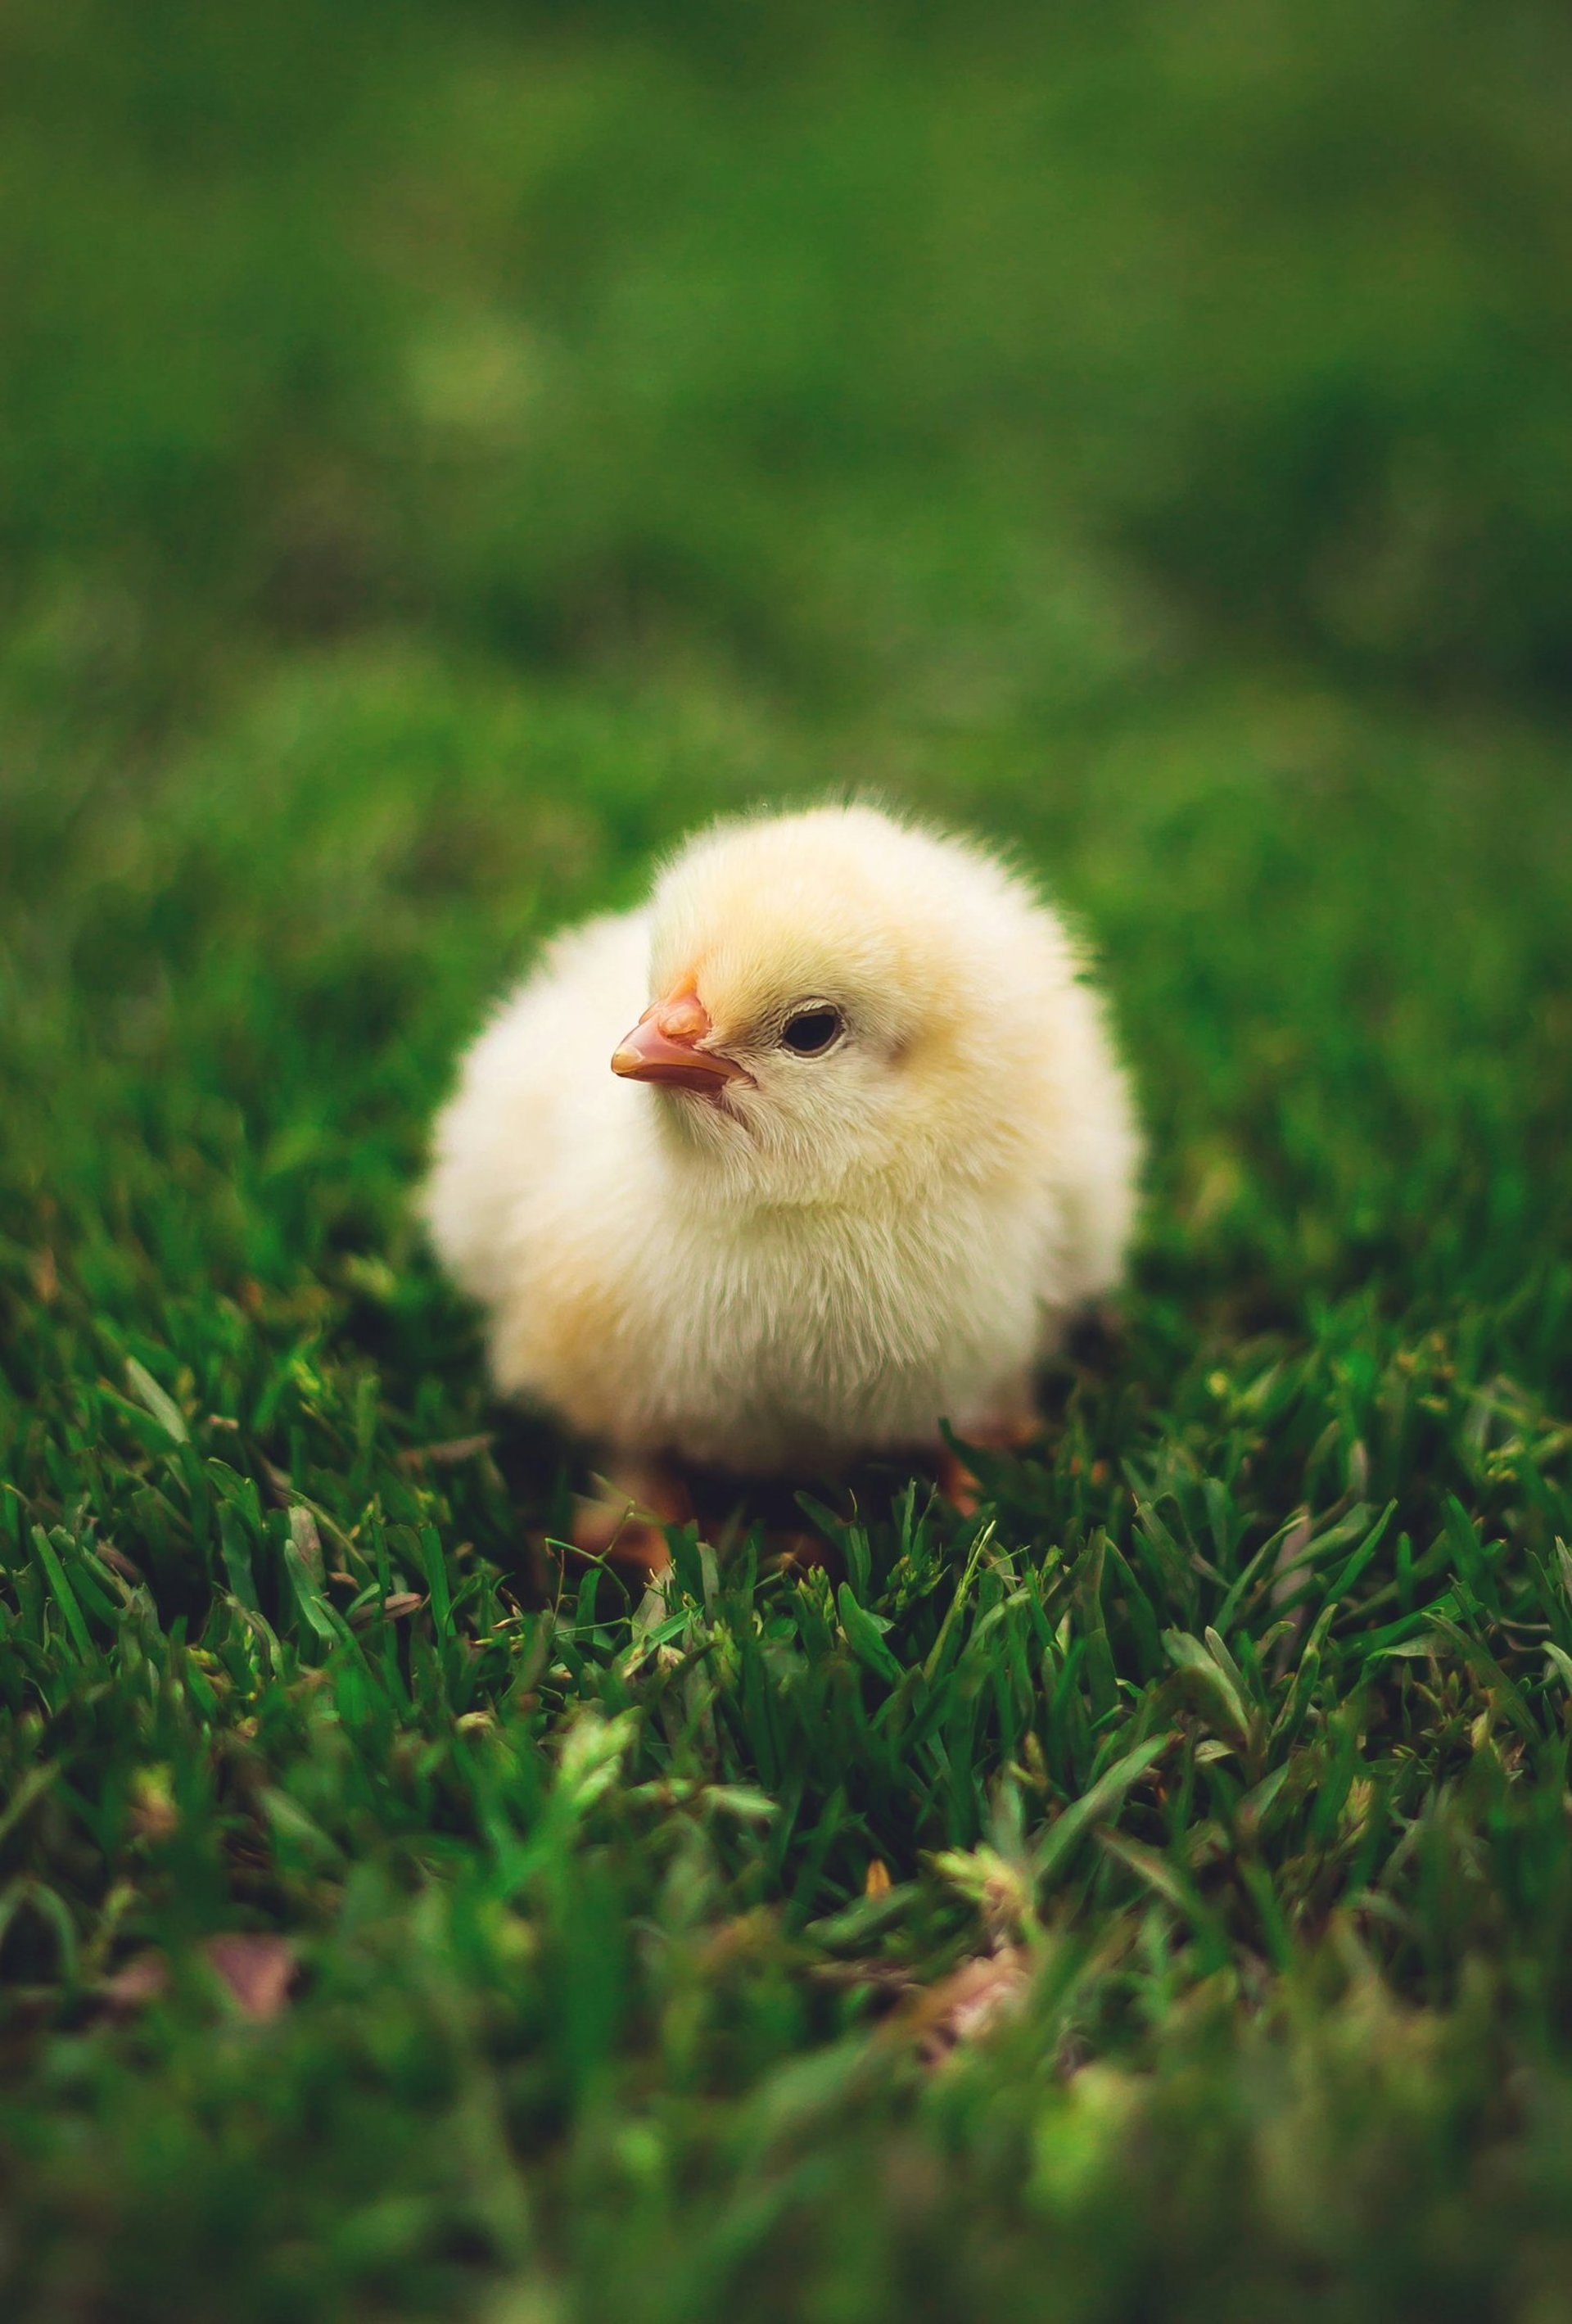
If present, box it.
[425,807,1139,1475]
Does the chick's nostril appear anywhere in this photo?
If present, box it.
[653,993,711,1042]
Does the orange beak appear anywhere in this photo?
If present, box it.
[611,986,748,1096]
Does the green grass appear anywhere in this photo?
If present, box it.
[3,2,1572,2317]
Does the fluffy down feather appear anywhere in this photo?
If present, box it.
[424,804,1140,1474]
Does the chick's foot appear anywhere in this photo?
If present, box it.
[571,1458,693,1580]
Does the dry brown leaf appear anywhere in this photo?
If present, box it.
[1270,1509,1316,1603]
[99,1951,169,2013]
[909,1945,1030,2065]
[287,1504,324,1584]
[380,1592,427,1619]
[99,1933,297,2022]
[206,1933,296,2019]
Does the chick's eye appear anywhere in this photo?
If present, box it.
[779,1006,844,1056]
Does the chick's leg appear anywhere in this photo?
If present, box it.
[572,1454,691,1580]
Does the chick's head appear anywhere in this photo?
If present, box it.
[612,805,1082,1204]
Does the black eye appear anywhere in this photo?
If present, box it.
[779,1006,844,1056]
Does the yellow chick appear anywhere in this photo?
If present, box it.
[424,804,1140,1503]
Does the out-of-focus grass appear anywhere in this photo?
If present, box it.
[2,3,1571,2319]
[9,0,1572,705]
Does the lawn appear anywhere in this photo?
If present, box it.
[3,2,1572,2317]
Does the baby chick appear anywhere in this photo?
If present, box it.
[424,804,1139,1524]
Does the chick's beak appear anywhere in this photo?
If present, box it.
[611,988,748,1096]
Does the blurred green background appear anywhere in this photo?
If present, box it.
[9,0,1572,699]
[4,2,1572,2319]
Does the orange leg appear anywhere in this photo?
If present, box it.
[571,1457,692,1580]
